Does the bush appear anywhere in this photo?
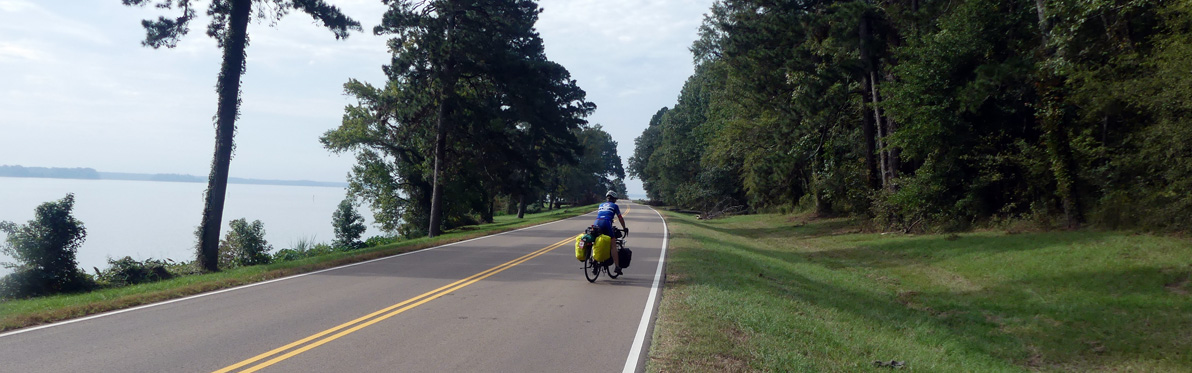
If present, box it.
[332,198,366,250]
[869,163,970,233]
[273,239,302,262]
[272,248,303,262]
[274,236,318,262]
[0,269,94,300]
[94,256,174,287]
[364,235,399,248]
[273,237,345,262]
[218,218,273,268]
[307,243,338,256]
[0,193,94,299]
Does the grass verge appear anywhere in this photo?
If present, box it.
[648,211,1192,372]
[0,205,594,333]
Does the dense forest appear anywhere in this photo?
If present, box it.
[631,0,1192,231]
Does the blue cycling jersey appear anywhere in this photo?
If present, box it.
[594,202,621,236]
[596,202,621,221]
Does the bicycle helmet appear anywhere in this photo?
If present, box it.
[606,191,617,199]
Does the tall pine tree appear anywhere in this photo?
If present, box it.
[123,0,360,271]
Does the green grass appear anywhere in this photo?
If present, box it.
[648,212,1192,372]
[0,205,595,332]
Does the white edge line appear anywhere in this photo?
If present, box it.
[623,205,668,373]
[0,214,592,339]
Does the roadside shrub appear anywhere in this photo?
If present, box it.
[0,194,94,299]
[273,248,303,262]
[218,218,273,268]
[364,235,399,248]
[444,213,481,230]
[165,259,204,276]
[272,237,344,262]
[0,270,92,300]
[274,236,317,262]
[332,198,366,250]
[870,164,966,233]
[312,243,338,255]
[94,256,174,287]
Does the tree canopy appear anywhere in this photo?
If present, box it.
[322,0,619,237]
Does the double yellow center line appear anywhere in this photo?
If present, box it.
[214,236,574,373]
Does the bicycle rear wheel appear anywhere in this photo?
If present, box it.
[584,259,599,282]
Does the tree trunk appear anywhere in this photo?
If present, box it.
[427,11,458,238]
[1034,0,1050,39]
[860,14,895,190]
[814,189,832,217]
[869,70,891,189]
[859,17,881,191]
[884,90,902,183]
[1102,115,1109,145]
[516,193,526,219]
[869,71,902,188]
[197,0,251,272]
[487,197,495,223]
[1034,0,1083,228]
[480,189,493,223]
[1039,82,1082,228]
[428,110,447,237]
[861,74,881,191]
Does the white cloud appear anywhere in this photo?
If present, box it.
[0,41,48,61]
[0,0,33,12]
[0,0,112,45]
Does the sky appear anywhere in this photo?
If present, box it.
[0,0,714,198]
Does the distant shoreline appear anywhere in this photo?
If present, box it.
[0,165,348,188]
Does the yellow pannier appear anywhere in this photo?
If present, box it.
[592,234,613,263]
[574,234,590,261]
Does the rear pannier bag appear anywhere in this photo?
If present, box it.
[574,234,590,261]
[592,234,613,263]
[618,247,632,268]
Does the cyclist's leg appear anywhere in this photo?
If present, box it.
[596,219,620,268]
[615,240,624,272]
[613,229,624,271]
[603,222,623,269]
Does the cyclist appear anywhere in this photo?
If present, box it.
[594,191,628,274]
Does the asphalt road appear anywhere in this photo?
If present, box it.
[0,202,668,373]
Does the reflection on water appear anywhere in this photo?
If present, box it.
[0,177,376,275]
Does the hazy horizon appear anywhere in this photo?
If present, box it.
[0,164,348,185]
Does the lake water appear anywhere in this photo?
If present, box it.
[0,177,377,275]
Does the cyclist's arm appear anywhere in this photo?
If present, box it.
[617,213,627,230]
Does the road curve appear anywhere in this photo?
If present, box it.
[0,201,668,373]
